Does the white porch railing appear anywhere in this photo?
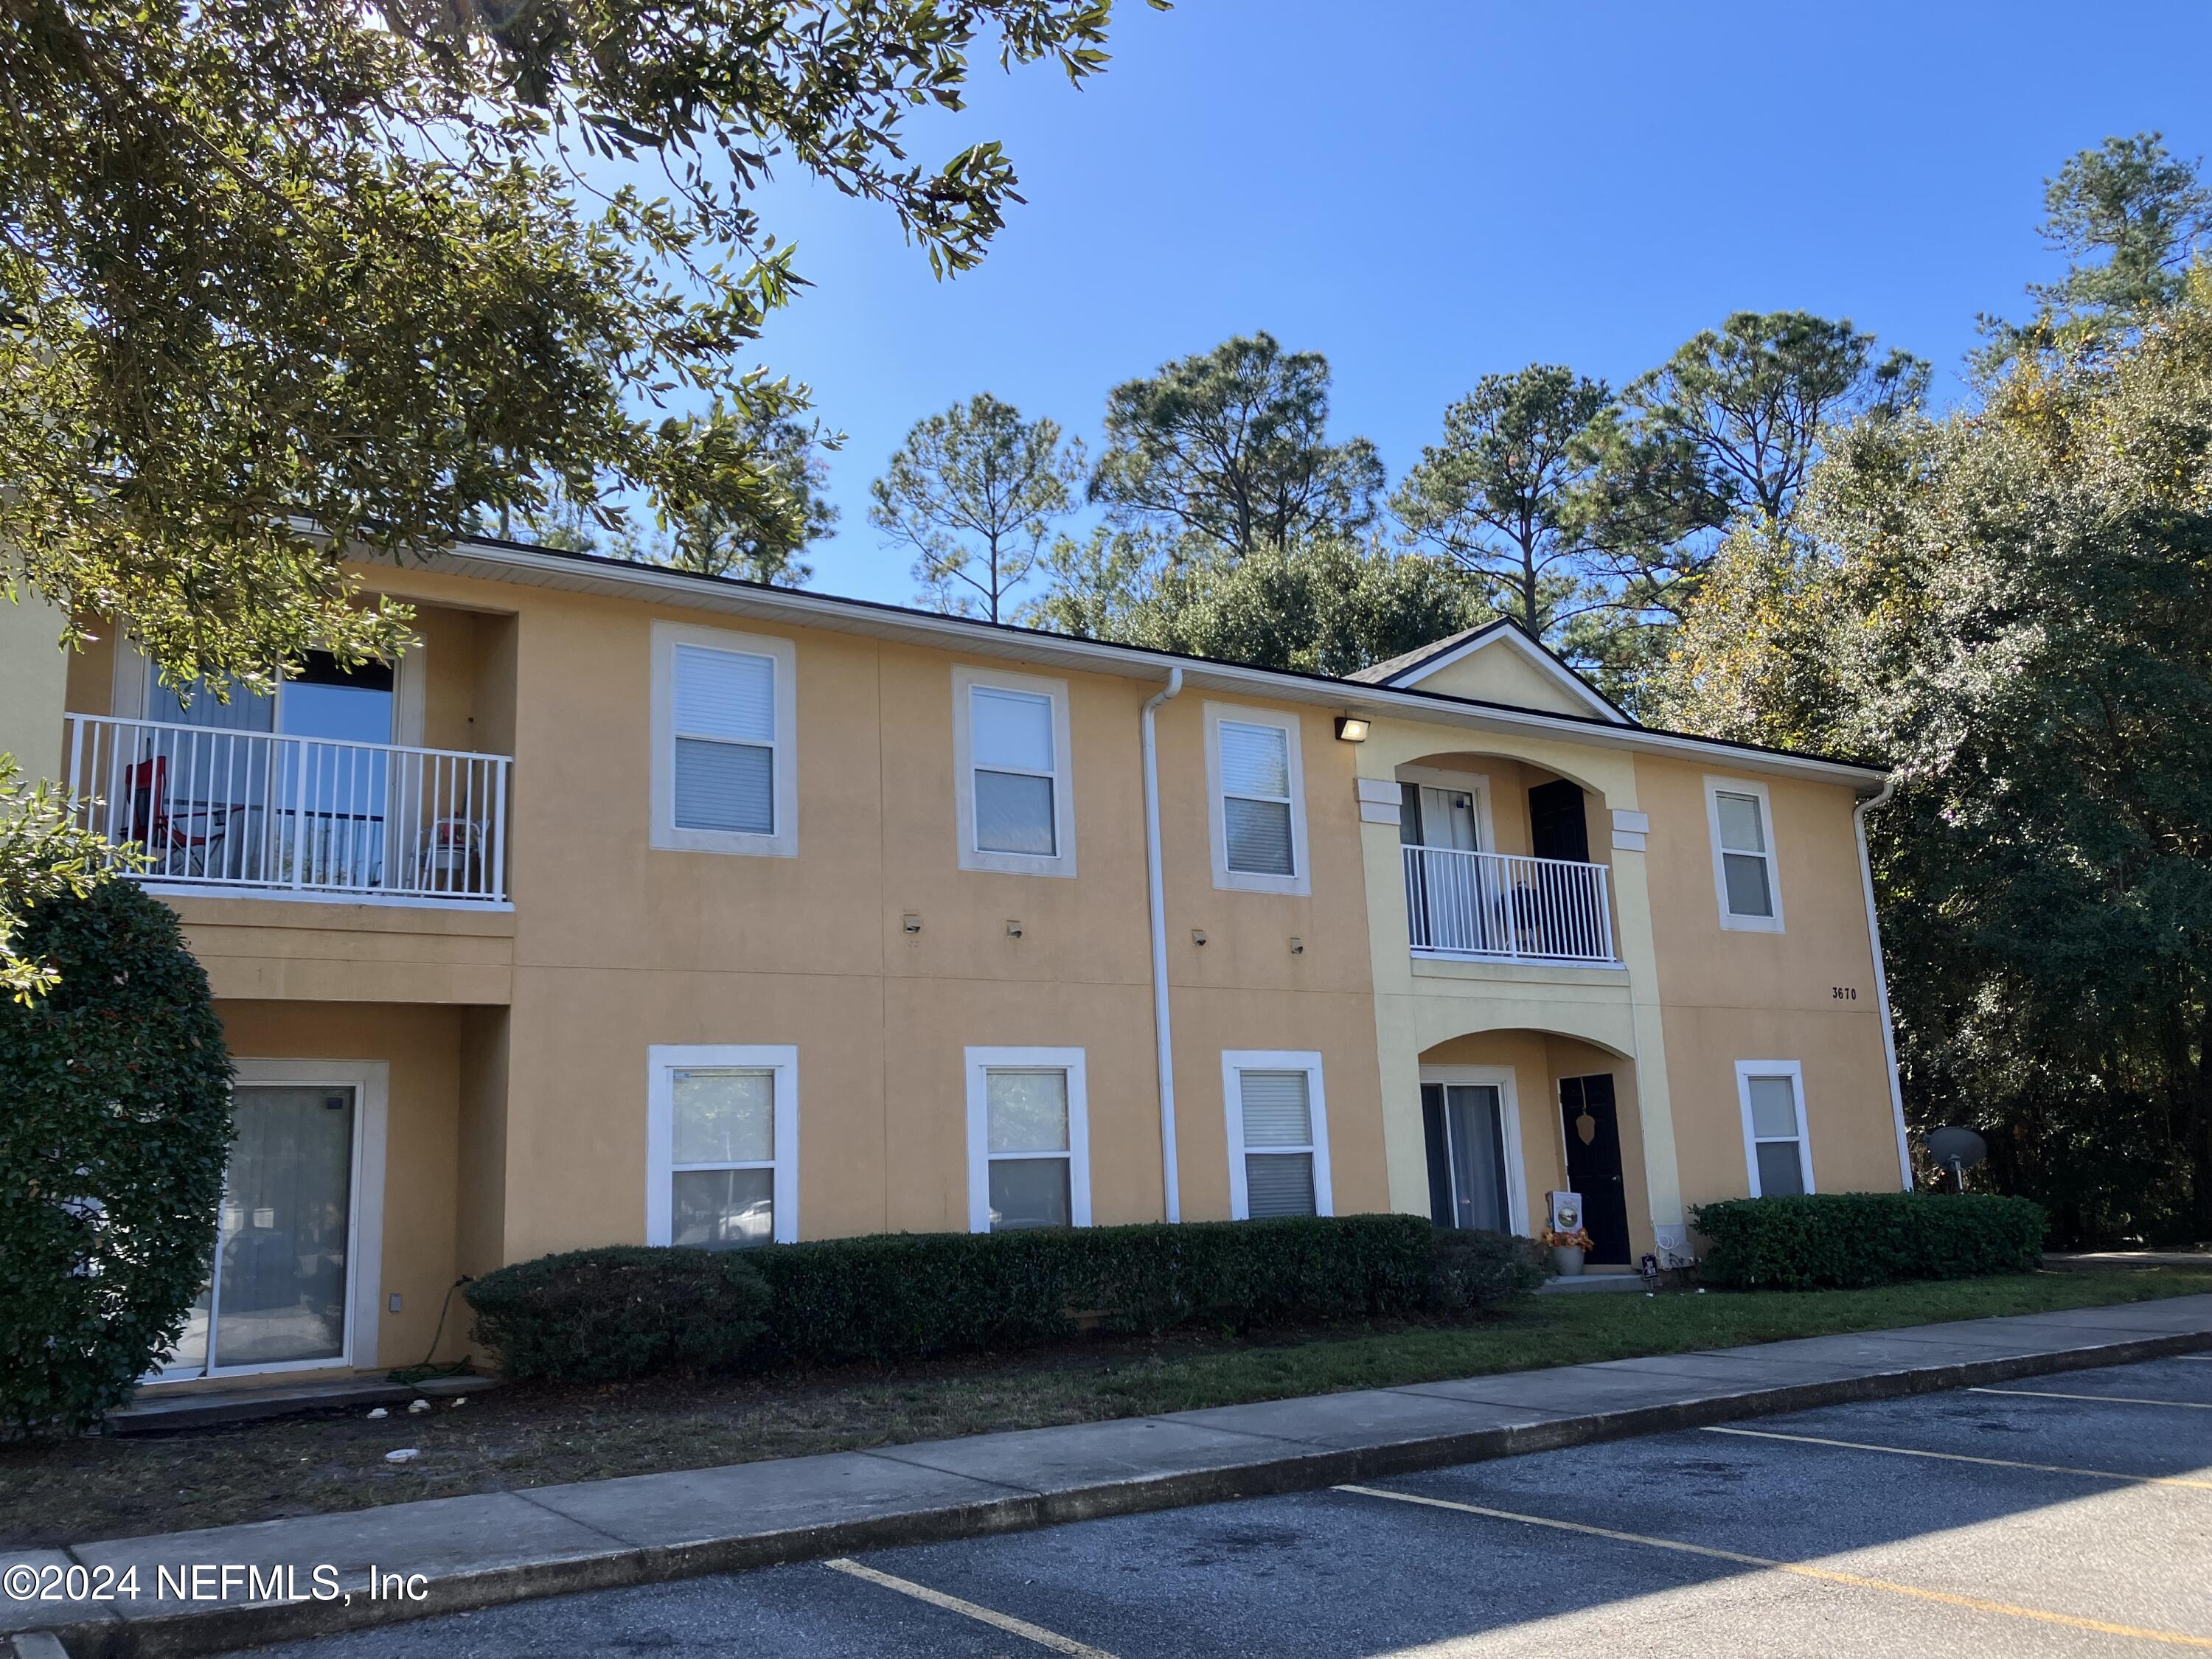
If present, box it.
[1403,845,1617,964]
[65,714,510,903]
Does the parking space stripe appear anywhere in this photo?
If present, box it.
[1971,1386,2212,1410]
[1701,1425,2212,1489]
[823,1557,1119,1658]
[1335,1484,2212,1649]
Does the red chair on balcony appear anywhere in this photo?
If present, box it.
[124,755,237,877]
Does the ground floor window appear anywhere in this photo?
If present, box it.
[1223,1051,1332,1220]
[156,1060,387,1381]
[1736,1060,1813,1197]
[965,1048,1091,1232]
[647,1045,800,1247]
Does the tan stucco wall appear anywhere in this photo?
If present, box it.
[1633,754,1905,1214]
[319,566,1391,1263]
[1402,644,1596,717]
[1,590,70,782]
[216,1000,473,1371]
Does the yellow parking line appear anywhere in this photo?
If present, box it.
[823,1557,1119,1658]
[1335,1484,2212,1649]
[1970,1386,2212,1410]
[1701,1424,2212,1489]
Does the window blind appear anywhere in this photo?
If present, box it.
[672,644,776,835]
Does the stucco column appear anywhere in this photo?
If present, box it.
[1603,832,1688,1259]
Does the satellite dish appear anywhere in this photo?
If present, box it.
[1924,1126,1987,1191]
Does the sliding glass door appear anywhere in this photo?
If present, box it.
[1422,1080,1515,1233]
[161,1082,360,1378]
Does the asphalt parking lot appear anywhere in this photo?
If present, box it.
[228,1354,2212,1658]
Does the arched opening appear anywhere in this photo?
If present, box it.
[1417,1027,1648,1266]
[1396,751,1618,965]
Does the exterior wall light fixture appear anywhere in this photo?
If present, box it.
[1335,716,1370,742]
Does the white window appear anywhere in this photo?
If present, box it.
[1222,1051,1333,1219]
[1205,704,1309,894]
[647,1046,799,1247]
[952,667,1076,877]
[1705,775,1784,931]
[965,1048,1091,1232]
[1736,1060,1813,1197]
[650,622,798,857]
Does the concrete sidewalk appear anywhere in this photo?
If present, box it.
[7,1293,2211,1659]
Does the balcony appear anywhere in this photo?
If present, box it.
[66,714,511,905]
[1402,845,1617,965]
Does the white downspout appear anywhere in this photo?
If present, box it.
[1142,667,1186,1222]
[1854,777,1913,1190]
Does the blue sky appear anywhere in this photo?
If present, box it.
[737,0,2212,606]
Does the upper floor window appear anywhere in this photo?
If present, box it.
[952,666,1076,878]
[964,1048,1091,1231]
[1736,1060,1812,1197]
[651,622,797,857]
[646,1045,800,1247]
[1222,1051,1332,1219]
[1206,704,1309,895]
[1705,775,1783,931]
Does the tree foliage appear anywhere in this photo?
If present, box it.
[1980,131,2212,369]
[1023,529,1488,677]
[1661,264,2212,1244]
[869,394,1082,619]
[0,0,1144,695]
[1581,310,1927,653]
[0,755,139,1004]
[1390,364,1613,647]
[1088,333,1385,555]
[664,407,840,586]
[0,880,232,1431]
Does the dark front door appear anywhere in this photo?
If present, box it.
[1527,779,1589,862]
[1559,1074,1630,1264]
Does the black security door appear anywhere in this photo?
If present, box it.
[1558,1074,1630,1264]
[1527,779,1589,863]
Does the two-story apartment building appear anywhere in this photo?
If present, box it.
[26,535,1909,1384]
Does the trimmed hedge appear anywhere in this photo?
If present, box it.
[468,1215,1540,1381]
[1690,1192,2047,1290]
[466,1246,771,1382]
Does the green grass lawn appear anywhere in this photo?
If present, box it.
[3,1266,2206,1548]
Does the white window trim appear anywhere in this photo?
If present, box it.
[1204,703,1310,895]
[964,1046,1091,1233]
[1397,765,1498,852]
[150,1058,389,1384]
[1705,773,1785,933]
[646,1044,801,1245]
[1222,1050,1333,1220]
[650,620,799,858]
[1419,1063,1528,1236]
[1736,1059,1815,1197]
[951,665,1077,878]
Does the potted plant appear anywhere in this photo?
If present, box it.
[1542,1225,1593,1276]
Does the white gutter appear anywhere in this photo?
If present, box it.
[1141,667,1185,1222]
[1854,778,1913,1190]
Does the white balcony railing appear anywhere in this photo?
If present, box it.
[66,714,510,904]
[1403,844,1617,964]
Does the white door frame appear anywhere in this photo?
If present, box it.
[1419,1064,1528,1237]
[150,1058,388,1384]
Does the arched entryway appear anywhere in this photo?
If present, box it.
[1418,1027,1649,1266]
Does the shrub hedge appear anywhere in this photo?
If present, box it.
[465,1246,771,1382]
[1689,1192,2047,1290]
[467,1215,1540,1381]
[0,880,234,1433]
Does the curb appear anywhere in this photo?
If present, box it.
[15,1324,2210,1658]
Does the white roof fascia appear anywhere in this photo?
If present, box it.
[400,538,1889,793]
